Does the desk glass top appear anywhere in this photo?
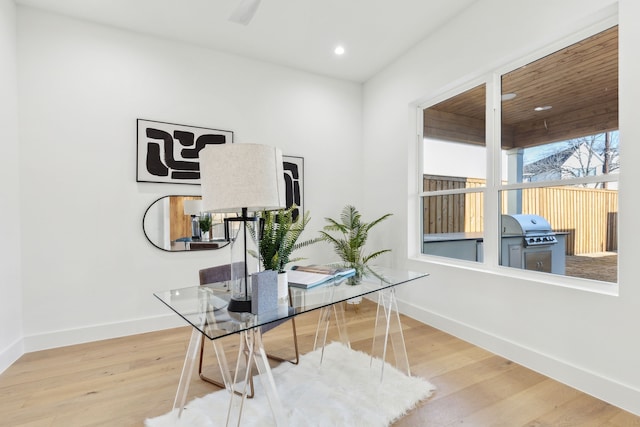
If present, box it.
[154,267,427,340]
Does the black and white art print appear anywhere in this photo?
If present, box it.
[283,156,304,222]
[136,119,233,185]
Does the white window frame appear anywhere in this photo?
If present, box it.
[412,16,619,296]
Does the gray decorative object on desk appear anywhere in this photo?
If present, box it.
[251,270,278,315]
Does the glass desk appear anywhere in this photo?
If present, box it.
[154,267,428,426]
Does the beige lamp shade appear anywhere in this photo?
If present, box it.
[183,199,203,216]
[199,143,286,213]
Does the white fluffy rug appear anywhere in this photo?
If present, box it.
[146,342,435,427]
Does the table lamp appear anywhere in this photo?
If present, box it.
[183,199,203,239]
[199,143,286,312]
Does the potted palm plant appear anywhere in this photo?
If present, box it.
[252,205,320,299]
[198,214,212,241]
[319,205,392,279]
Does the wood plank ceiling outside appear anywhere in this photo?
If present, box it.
[424,26,618,149]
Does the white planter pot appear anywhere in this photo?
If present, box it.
[277,272,289,301]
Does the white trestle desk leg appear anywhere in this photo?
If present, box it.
[250,329,287,425]
[212,337,233,391]
[333,302,351,348]
[313,303,351,364]
[173,327,202,417]
[204,305,235,393]
[174,294,213,418]
[226,330,252,426]
[370,288,410,381]
[226,329,287,427]
[313,305,332,362]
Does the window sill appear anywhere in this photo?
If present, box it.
[409,254,619,297]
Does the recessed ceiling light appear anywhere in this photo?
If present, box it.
[334,45,345,56]
[534,105,552,111]
[501,93,517,101]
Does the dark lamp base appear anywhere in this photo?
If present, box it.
[227,298,252,313]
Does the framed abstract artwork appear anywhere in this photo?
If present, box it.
[283,156,304,221]
[136,119,233,184]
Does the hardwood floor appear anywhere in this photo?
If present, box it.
[1,300,639,427]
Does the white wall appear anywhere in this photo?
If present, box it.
[0,0,24,373]
[364,0,640,416]
[423,138,488,179]
[16,7,362,351]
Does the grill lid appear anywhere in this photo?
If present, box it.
[501,214,558,246]
[501,214,553,235]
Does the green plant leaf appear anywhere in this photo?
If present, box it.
[250,205,318,272]
[320,205,392,274]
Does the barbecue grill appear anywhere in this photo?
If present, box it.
[500,214,565,274]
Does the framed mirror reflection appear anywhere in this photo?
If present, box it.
[143,195,231,252]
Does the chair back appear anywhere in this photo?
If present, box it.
[199,262,245,285]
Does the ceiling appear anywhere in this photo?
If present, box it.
[424,26,618,149]
[15,0,478,83]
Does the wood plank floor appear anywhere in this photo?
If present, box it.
[1,300,639,427]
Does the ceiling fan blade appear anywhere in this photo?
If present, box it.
[228,0,262,25]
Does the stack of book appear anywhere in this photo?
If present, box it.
[287,265,356,289]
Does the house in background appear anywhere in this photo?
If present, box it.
[2,0,640,418]
[524,133,620,186]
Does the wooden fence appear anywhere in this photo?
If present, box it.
[423,175,618,255]
[423,175,485,234]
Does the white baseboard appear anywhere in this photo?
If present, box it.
[0,337,24,375]
[396,299,640,417]
[23,314,185,353]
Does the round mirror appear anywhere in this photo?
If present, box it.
[143,195,230,252]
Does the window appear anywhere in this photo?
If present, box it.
[421,84,486,263]
[419,25,619,285]
[499,26,618,283]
